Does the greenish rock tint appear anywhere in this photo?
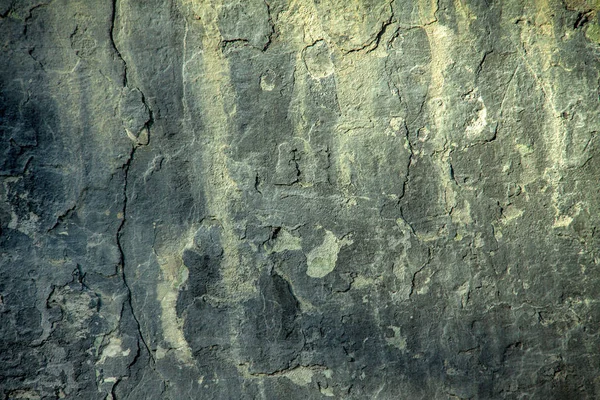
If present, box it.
[1,0,600,398]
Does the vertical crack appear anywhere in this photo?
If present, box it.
[110,0,128,87]
[399,120,414,202]
[116,146,155,365]
[109,0,158,376]
[110,0,154,367]
[291,149,301,182]
[263,0,275,51]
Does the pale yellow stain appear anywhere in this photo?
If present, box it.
[417,276,431,295]
[474,231,486,248]
[456,281,470,308]
[267,229,302,253]
[386,326,408,350]
[283,367,314,386]
[260,71,276,91]
[237,363,331,387]
[278,0,325,47]
[451,200,472,225]
[531,1,566,166]
[352,275,376,289]
[465,96,488,138]
[419,3,463,218]
[416,227,448,242]
[4,390,41,400]
[320,386,335,397]
[510,1,575,224]
[98,337,131,364]
[8,211,40,236]
[278,0,402,201]
[454,0,477,24]
[515,143,534,157]
[303,41,335,79]
[311,0,392,52]
[586,23,600,43]
[501,205,524,224]
[492,222,504,240]
[419,0,439,26]
[553,215,573,228]
[306,230,353,278]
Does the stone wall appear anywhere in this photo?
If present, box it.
[2,0,600,398]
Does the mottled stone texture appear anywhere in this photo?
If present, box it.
[1,0,600,399]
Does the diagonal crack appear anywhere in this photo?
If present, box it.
[345,0,396,55]
[409,248,432,298]
[23,1,55,35]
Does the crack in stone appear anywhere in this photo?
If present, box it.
[475,49,493,75]
[400,120,414,202]
[111,0,156,366]
[263,0,275,51]
[110,0,127,87]
[22,1,55,35]
[409,249,432,298]
[115,146,155,365]
[344,0,395,55]
[113,147,162,388]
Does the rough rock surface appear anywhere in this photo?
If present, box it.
[2,0,600,399]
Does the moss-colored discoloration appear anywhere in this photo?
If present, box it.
[586,23,600,42]
[565,0,600,10]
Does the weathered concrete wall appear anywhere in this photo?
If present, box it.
[2,0,600,398]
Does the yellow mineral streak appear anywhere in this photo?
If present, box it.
[313,0,390,51]
[532,1,566,169]
[189,1,252,297]
[154,226,196,364]
[514,1,568,220]
[279,0,399,199]
[237,363,332,388]
[278,0,334,185]
[159,0,584,368]
[165,0,259,367]
[419,1,460,217]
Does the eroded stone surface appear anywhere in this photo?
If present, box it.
[2,0,600,399]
